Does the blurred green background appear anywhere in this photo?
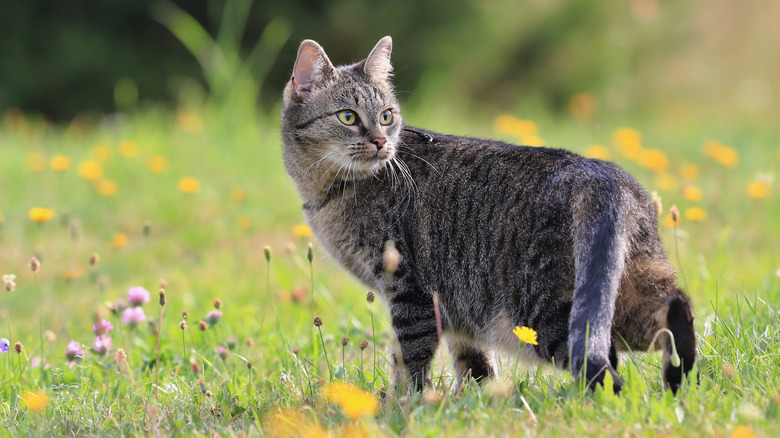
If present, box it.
[2,0,778,125]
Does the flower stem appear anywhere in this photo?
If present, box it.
[317,326,333,381]
[154,306,165,400]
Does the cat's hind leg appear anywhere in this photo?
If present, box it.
[389,293,440,392]
[447,337,496,390]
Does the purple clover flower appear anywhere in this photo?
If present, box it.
[66,340,83,360]
[122,306,146,326]
[0,338,9,353]
[92,335,112,355]
[127,286,150,306]
[206,310,222,324]
[92,319,113,336]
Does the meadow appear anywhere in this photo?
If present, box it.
[0,88,778,437]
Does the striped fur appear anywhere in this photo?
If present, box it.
[281,37,696,393]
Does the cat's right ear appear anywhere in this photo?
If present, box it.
[292,40,335,100]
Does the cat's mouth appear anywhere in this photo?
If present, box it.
[347,145,395,174]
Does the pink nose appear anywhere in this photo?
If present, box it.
[372,137,387,149]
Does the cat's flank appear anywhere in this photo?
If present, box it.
[281,36,696,393]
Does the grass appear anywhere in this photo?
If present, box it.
[0,96,778,437]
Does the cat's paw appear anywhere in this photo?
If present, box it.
[579,360,625,394]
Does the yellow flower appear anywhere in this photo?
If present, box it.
[567,93,597,120]
[613,127,642,160]
[176,110,204,135]
[703,140,738,167]
[29,207,55,223]
[111,233,129,248]
[238,216,252,230]
[638,149,668,172]
[584,144,611,161]
[178,177,201,194]
[263,408,327,438]
[685,207,707,222]
[118,140,138,158]
[146,155,169,173]
[96,180,118,197]
[679,163,700,180]
[494,115,541,144]
[523,135,545,147]
[232,188,247,202]
[50,155,72,171]
[61,269,85,280]
[323,382,379,419]
[513,326,538,345]
[292,224,312,237]
[682,186,702,202]
[747,180,770,199]
[90,143,113,163]
[21,390,49,411]
[26,153,46,172]
[654,172,678,192]
[731,425,756,438]
[78,160,103,180]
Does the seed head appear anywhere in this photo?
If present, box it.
[114,348,127,364]
[670,204,680,223]
[182,310,188,320]
[159,278,168,289]
[30,256,40,273]
[179,321,188,330]
[2,274,16,292]
[198,320,208,331]
[313,316,323,327]
[360,339,369,350]
[191,361,202,374]
[14,341,23,354]
[213,298,222,309]
[264,245,271,262]
[89,253,100,266]
[245,337,254,347]
[292,347,300,355]
[44,330,56,342]
[159,289,166,306]
[247,361,253,370]
[383,241,402,274]
[651,192,663,217]
[341,336,349,347]
[366,291,375,304]
[307,243,314,262]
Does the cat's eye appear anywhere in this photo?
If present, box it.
[380,110,394,125]
[337,110,358,126]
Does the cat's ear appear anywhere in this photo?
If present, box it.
[364,36,393,82]
[292,40,335,99]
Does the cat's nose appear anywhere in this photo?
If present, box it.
[371,137,387,149]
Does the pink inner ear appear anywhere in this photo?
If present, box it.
[365,46,392,81]
[294,45,326,96]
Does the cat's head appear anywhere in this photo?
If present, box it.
[281,36,401,183]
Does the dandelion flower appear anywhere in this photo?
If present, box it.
[178,177,201,194]
[232,188,247,202]
[118,140,138,158]
[679,163,700,180]
[703,140,738,167]
[237,216,252,230]
[324,381,380,419]
[654,172,678,192]
[0,338,9,353]
[127,286,150,306]
[292,224,312,237]
[176,110,204,134]
[29,207,55,223]
[90,144,113,163]
[50,155,72,171]
[96,179,118,197]
[513,326,538,345]
[747,180,770,199]
[110,232,128,248]
[122,307,146,326]
[21,390,49,411]
[77,160,103,180]
[584,144,611,161]
[613,127,642,160]
[146,155,169,173]
[567,93,597,120]
[731,425,756,438]
[26,153,46,172]
[682,186,703,202]
[685,207,707,222]
[638,149,668,172]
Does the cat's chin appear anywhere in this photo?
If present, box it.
[350,155,393,178]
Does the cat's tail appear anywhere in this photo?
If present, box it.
[568,163,629,392]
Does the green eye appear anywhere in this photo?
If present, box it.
[380,110,394,125]
[337,110,357,125]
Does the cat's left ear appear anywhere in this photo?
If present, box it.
[364,36,393,82]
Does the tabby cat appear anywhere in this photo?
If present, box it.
[281,36,696,394]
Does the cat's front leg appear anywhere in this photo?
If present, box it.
[388,289,439,392]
